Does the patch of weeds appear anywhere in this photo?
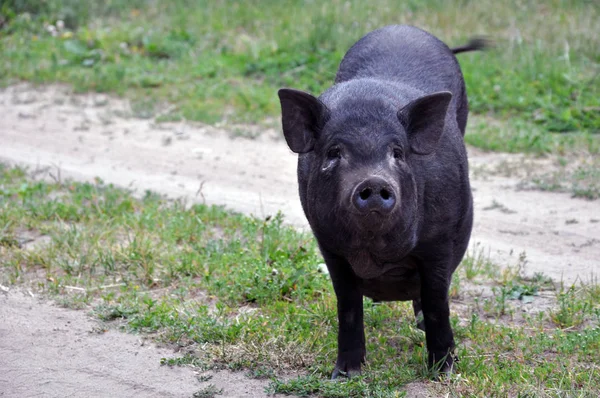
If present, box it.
[130,98,162,119]
[245,367,276,380]
[0,235,19,248]
[461,243,498,281]
[504,282,539,303]
[550,284,593,328]
[55,292,91,309]
[482,278,544,317]
[89,325,109,334]
[268,373,402,398]
[192,384,223,398]
[499,251,530,285]
[470,252,555,318]
[529,160,600,200]
[94,303,140,322]
[160,353,205,368]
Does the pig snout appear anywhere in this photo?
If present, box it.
[351,178,397,214]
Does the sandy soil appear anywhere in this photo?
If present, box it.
[0,83,598,397]
[0,288,283,398]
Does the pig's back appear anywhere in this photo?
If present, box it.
[335,25,461,92]
[334,25,468,132]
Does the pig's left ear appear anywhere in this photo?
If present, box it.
[397,91,452,155]
[278,88,329,153]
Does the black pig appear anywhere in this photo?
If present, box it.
[278,25,484,378]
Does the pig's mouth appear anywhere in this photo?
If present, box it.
[350,210,396,234]
[345,219,394,251]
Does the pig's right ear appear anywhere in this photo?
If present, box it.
[278,89,329,153]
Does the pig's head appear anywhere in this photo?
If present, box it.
[278,87,451,269]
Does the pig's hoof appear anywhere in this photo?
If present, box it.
[429,352,457,380]
[331,366,362,380]
[331,349,365,379]
[435,362,454,380]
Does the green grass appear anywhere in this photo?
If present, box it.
[1,0,599,153]
[1,164,599,397]
[465,116,600,155]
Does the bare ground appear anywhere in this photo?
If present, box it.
[0,288,283,398]
[0,83,598,397]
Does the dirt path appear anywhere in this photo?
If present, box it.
[2,84,597,283]
[0,288,284,397]
[0,83,598,397]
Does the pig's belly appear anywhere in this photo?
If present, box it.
[359,264,421,302]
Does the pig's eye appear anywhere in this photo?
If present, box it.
[393,147,404,160]
[327,147,341,160]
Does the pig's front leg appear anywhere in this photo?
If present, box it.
[417,249,456,376]
[322,250,365,379]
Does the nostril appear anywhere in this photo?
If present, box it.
[359,188,372,200]
[380,189,390,200]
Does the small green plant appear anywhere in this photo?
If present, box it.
[490,285,512,317]
[245,367,276,380]
[192,385,223,398]
[550,284,592,328]
[160,354,205,368]
[461,244,498,280]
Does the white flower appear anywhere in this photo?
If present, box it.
[316,263,329,274]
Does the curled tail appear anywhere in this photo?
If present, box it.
[451,37,491,54]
